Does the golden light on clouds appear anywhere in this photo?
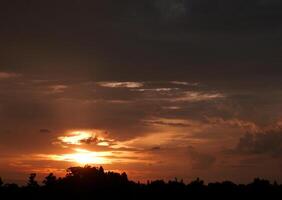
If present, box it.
[58,131,93,145]
[97,81,144,88]
[37,130,155,166]
[97,141,110,146]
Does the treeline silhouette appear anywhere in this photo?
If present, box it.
[0,166,281,199]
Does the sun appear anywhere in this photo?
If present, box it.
[64,149,112,165]
[45,148,112,165]
[63,149,112,165]
[46,130,114,165]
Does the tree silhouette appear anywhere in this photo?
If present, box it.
[0,177,3,187]
[0,166,281,200]
[43,173,57,187]
[27,173,39,188]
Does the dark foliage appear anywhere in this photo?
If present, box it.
[0,166,281,200]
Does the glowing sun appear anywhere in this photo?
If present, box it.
[46,148,112,165]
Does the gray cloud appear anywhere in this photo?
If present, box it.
[154,0,188,20]
[0,72,20,80]
[151,146,161,151]
[1,1,282,85]
[39,129,51,134]
[187,146,216,169]
[233,129,282,156]
[144,120,191,128]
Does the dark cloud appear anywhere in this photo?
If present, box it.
[0,1,282,84]
[151,146,161,151]
[145,120,191,128]
[79,136,99,145]
[39,129,51,133]
[187,146,216,169]
[233,129,282,156]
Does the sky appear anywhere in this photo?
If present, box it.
[0,0,282,184]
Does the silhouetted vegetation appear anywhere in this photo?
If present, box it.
[0,166,281,199]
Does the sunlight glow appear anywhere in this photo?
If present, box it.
[47,149,112,165]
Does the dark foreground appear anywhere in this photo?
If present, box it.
[0,166,281,199]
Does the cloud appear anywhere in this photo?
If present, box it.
[39,129,51,133]
[151,146,161,151]
[154,0,188,20]
[187,146,216,169]
[97,82,144,88]
[172,91,225,102]
[55,130,118,150]
[206,118,259,132]
[57,130,109,146]
[144,118,191,127]
[49,85,68,93]
[0,72,20,80]
[233,129,282,156]
[162,106,181,110]
[133,88,175,92]
[170,81,199,86]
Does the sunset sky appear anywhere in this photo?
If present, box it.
[0,0,282,184]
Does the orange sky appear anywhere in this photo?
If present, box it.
[0,78,282,184]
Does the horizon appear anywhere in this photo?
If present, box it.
[1,165,281,186]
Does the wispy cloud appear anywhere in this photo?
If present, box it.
[133,88,176,92]
[97,82,144,88]
[206,118,259,132]
[0,72,20,80]
[170,81,199,86]
[144,118,192,127]
[49,84,68,93]
[173,91,225,102]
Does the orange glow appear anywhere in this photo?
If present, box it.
[46,149,112,165]
[33,130,152,166]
